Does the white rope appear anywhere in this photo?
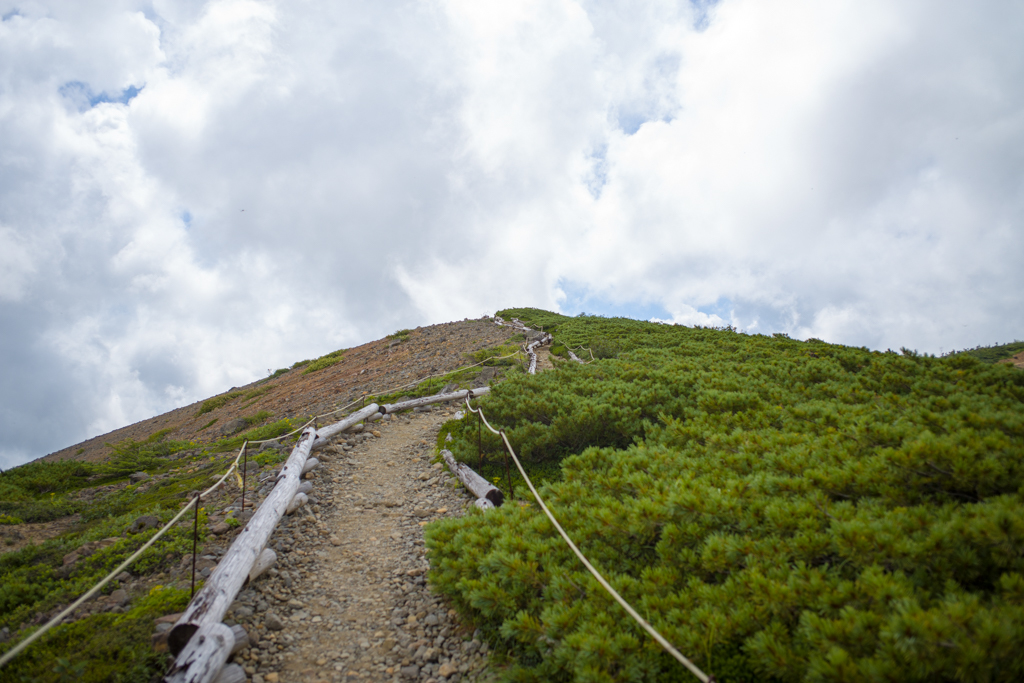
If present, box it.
[0,443,248,668]
[464,397,711,683]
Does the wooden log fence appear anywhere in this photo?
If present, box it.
[164,379,501,681]
[441,449,503,509]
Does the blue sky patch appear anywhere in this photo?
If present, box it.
[59,81,144,111]
[556,280,671,321]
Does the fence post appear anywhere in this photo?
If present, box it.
[191,493,200,598]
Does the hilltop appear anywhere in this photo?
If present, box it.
[43,318,517,465]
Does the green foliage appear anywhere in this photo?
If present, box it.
[0,514,24,525]
[210,418,296,452]
[469,343,522,367]
[197,391,244,415]
[198,418,218,432]
[389,329,412,342]
[0,460,102,523]
[291,359,311,369]
[497,308,572,333]
[427,313,1024,682]
[951,340,1024,365]
[100,432,191,478]
[303,348,346,374]
[268,368,289,380]
[0,585,191,682]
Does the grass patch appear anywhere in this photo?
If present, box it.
[0,585,192,682]
[950,340,1024,364]
[196,391,244,416]
[210,418,297,453]
[291,360,310,369]
[303,349,346,374]
[197,418,218,432]
[388,329,412,343]
[268,368,289,380]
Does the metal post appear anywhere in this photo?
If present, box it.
[477,408,483,467]
[191,492,200,598]
[241,442,248,514]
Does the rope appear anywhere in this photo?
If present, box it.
[463,397,711,683]
[0,443,249,668]
[244,350,523,446]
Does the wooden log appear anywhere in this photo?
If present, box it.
[567,349,584,364]
[441,449,503,507]
[286,492,308,515]
[366,411,382,423]
[247,548,276,583]
[302,458,319,475]
[312,404,380,450]
[297,481,314,495]
[164,621,235,683]
[473,498,495,510]
[380,387,490,414]
[212,664,246,683]
[228,624,249,654]
[167,427,318,657]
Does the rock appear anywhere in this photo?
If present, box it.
[209,522,231,535]
[128,515,160,534]
[265,613,285,630]
[264,674,280,683]
[109,589,129,606]
[129,471,150,484]
[151,631,169,652]
[438,662,458,678]
[372,430,382,438]
[400,665,420,678]
[424,613,439,626]
[220,418,248,436]
[115,571,131,582]
[62,551,80,566]
[330,535,342,546]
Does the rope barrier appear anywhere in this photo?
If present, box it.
[0,443,249,668]
[244,350,523,446]
[0,342,521,667]
[463,396,712,683]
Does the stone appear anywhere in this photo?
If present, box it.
[209,522,231,535]
[438,662,458,678]
[424,613,439,626]
[265,613,285,630]
[400,665,420,678]
[264,674,280,683]
[62,551,80,566]
[114,571,131,582]
[220,418,248,436]
[129,471,150,484]
[128,515,160,534]
[109,589,129,606]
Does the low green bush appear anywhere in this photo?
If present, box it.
[197,391,244,416]
[427,312,1024,682]
[303,349,346,374]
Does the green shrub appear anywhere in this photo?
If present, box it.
[0,585,191,682]
[427,312,1024,682]
[198,418,218,432]
[211,418,296,453]
[197,391,244,416]
[291,359,311,369]
[303,349,346,374]
[0,514,23,525]
[268,368,289,380]
[388,329,412,342]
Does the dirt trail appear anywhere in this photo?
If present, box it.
[225,406,495,683]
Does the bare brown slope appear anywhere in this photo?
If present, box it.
[41,319,517,465]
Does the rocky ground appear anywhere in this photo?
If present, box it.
[217,405,497,683]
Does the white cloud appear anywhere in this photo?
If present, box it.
[0,0,1022,466]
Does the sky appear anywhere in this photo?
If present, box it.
[1,0,1022,467]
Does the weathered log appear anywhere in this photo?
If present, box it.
[228,624,249,654]
[164,621,235,683]
[567,349,584,364]
[247,548,276,584]
[301,458,319,475]
[212,664,246,683]
[286,492,308,515]
[380,387,490,414]
[473,498,495,510]
[167,427,319,658]
[297,481,314,495]
[441,449,503,507]
[366,411,382,423]
[312,403,381,450]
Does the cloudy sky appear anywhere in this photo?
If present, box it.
[1,0,1022,467]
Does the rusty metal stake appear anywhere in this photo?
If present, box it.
[241,442,248,514]
[191,492,200,598]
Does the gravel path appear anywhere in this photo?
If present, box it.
[224,406,495,683]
